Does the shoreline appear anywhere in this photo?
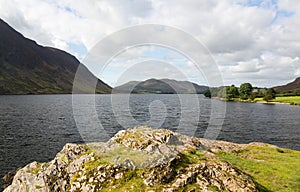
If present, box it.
[211,97,300,106]
[255,101,295,105]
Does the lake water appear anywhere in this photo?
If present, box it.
[1,94,300,188]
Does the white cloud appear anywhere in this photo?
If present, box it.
[52,39,69,51]
[231,59,261,73]
[0,0,300,87]
[99,46,208,87]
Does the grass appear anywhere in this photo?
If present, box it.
[85,145,154,169]
[101,170,147,192]
[83,145,205,171]
[179,148,206,165]
[76,146,209,191]
[59,142,300,191]
[217,146,300,192]
[31,163,42,174]
[255,96,300,105]
[99,149,207,191]
[35,185,43,189]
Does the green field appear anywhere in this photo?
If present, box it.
[217,145,300,192]
[255,96,300,105]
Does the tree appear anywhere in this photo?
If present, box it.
[216,85,239,100]
[263,94,274,102]
[217,87,227,99]
[249,93,257,101]
[263,88,276,102]
[239,83,253,100]
[267,88,276,97]
[227,85,239,99]
[204,90,211,98]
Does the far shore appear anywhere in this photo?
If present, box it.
[211,96,300,106]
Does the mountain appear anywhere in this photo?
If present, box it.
[114,78,209,94]
[273,77,300,94]
[0,19,112,94]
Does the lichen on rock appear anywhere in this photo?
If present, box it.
[3,126,260,192]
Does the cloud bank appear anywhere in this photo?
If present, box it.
[0,0,299,87]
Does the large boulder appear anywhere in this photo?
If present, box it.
[4,126,259,192]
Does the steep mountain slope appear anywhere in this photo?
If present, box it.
[0,19,111,94]
[273,77,300,93]
[114,78,208,94]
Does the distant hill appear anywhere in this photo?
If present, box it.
[273,77,300,94]
[0,19,111,94]
[114,78,209,94]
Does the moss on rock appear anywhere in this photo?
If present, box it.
[4,126,297,192]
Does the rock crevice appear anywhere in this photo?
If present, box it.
[4,126,260,192]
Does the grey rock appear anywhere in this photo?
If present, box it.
[4,126,259,192]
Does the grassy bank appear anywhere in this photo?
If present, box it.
[217,145,300,192]
[255,96,300,105]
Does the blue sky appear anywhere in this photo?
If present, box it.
[242,0,294,24]
[68,43,87,57]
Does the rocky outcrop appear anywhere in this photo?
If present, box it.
[3,126,260,192]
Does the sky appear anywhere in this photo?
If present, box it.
[0,0,299,87]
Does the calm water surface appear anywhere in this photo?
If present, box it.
[1,94,300,187]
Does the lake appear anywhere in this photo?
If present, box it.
[1,94,300,187]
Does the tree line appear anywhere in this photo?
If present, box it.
[204,83,276,102]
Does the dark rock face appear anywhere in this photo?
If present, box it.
[0,19,111,94]
[4,126,260,192]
